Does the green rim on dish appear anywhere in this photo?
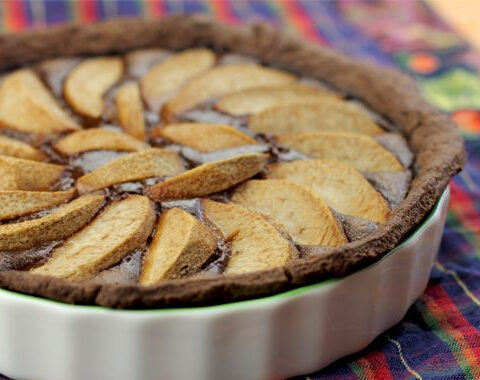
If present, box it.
[0,189,449,314]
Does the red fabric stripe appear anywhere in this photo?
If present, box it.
[5,0,28,31]
[356,352,394,380]
[79,0,98,23]
[281,0,326,45]
[211,0,237,24]
[450,181,480,224]
[150,0,166,17]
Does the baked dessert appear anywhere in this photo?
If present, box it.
[0,16,465,308]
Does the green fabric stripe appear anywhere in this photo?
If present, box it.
[349,361,368,379]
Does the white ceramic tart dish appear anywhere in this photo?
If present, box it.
[0,188,448,380]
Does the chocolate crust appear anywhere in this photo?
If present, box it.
[0,16,466,308]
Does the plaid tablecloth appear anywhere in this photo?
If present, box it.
[1,1,480,379]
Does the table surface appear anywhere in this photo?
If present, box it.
[1,1,480,379]
[427,0,480,50]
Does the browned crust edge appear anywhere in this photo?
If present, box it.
[0,15,466,309]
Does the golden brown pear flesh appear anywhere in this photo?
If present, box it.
[141,48,216,111]
[249,100,384,136]
[266,159,390,223]
[0,69,80,134]
[202,200,294,275]
[146,152,269,201]
[115,82,146,140]
[215,85,339,115]
[140,208,217,285]
[0,156,65,191]
[231,179,346,246]
[162,64,296,119]
[277,131,403,172]
[0,135,46,161]
[32,195,156,281]
[64,57,124,119]
[151,123,257,152]
[0,194,105,250]
[53,128,148,155]
[0,189,75,221]
[76,148,185,194]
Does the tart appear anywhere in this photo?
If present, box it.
[0,16,465,308]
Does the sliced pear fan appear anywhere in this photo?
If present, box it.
[215,85,340,115]
[0,69,80,134]
[115,82,146,140]
[140,208,217,285]
[231,179,346,246]
[77,148,185,194]
[277,132,403,172]
[141,48,216,111]
[53,128,148,155]
[249,101,384,136]
[152,123,257,152]
[0,189,75,221]
[0,156,65,191]
[0,194,104,250]
[162,64,296,119]
[266,160,390,223]
[64,57,124,119]
[32,195,156,281]
[0,135,46,161]
[146,152,269,201]
[202,200,294,275]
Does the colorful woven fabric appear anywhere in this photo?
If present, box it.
[1,1,480,379]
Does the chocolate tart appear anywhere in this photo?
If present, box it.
[0,16,465,308]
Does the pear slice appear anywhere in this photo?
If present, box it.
[53,128,148,155]
[266,160,390,223]
[32,195,155,281]
[249,101,384,136]
[140,48,216,111]
[202,200,294,275]
[0,135,46,161]
[0,189,75,221]
[0,69,80,134]
[140,208,217,285]
[115,82,146,140]
[0,156,65,191]
[152,123,257,152]
[0,194,104,250]
[215,85,339,115]
[277,132,403,172]
[77,148,185,194]
[64,57,124,119]
[162,64,296,119]
[146,152,269,201]
[231,179,346,246]
[141,48,216,112]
